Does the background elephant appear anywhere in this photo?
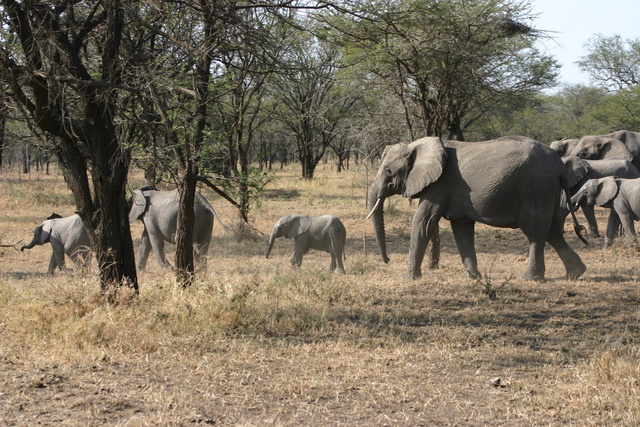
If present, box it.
[568,130,640,169]
[549,138,579,157]
[367,136,586,281]
[562,156,640,236]
[21,213,92,274]
[129,187,215,270]
[265,214,346,273]
[571,177,640,249]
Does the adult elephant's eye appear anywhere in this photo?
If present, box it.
[385,167,392,176]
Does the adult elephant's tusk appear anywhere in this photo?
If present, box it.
[366,198,382,220]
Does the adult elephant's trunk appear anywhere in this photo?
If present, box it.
[368,190,390,263]
[265,233,276,258]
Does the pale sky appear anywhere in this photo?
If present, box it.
[531,0,640,86]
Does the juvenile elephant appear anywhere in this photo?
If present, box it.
[562,156,640,236]
[265,214,346,273]
[569,130,640,169]
[549,138,579,157]
[571,177,640,249]
[367,136,586,281]
[21,213,92,274]
[129,187,215,270]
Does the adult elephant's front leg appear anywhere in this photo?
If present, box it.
[427,221,440,269]
[450,220,480,278]
[406,204,438,279]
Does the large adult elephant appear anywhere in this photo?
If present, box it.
[568,130,640,169]
[549,138,579,157]
[21,213,92,274]
[367,136,587,281]
[129,187,215,270]
[562,156,640,236]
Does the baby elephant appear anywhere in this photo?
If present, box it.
[571,176,640,249]
[21,213,92,274]
[265,214,346,273]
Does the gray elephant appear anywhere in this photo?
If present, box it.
[562,156,640,236]
[367,136,586,281]
[549,138,579,157]
[129,187,215,270]
[569,130,640,169]
[571,176,640,249]
[21,213,92,274]
[265,214,346,273]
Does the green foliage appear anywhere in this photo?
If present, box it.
[321,0,559,140]
[579,35,640,91]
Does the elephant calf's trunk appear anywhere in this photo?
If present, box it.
[20,242,36,252]
[265,236,275,258]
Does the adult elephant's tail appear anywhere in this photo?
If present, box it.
[562,176,588,246]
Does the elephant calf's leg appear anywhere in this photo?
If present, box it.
[332,252,346,274]
[137,232,153,270]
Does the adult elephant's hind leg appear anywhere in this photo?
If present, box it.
[519,238,546,281]
[547,219,586,280]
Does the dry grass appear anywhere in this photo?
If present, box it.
[1,163,639,425]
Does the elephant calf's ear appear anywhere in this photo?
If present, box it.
[128,190,149,223]
[403,137,447,198]
[595,177,619,207]
[287,215,312,238]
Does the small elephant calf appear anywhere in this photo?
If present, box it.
[265,214,346,273]
[571,176,640,249]
[21,213,92,274]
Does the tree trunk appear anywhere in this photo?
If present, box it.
[175,172,196,287]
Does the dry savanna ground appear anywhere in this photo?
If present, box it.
[1,162,639,426]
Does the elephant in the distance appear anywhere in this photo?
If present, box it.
[549,138,579,157]
[562,156,640,237]
[265,214,346,273]
[571,177,640,249]
[21,213,92,274]
[569,130,640,169]
[367,136,586,281]
[129,187,215,270]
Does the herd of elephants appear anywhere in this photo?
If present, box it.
[19,130,640,281]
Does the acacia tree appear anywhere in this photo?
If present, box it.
[1,0,137,292]
[321,0,558,141]
[578,35,640,91]
[272,28,357,179]
[208,6,295,223]
[578,35,640,131]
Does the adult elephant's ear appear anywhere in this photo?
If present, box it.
[595,176,619,207]
[403,137,447,198]
[288,215,312,238]
[598,138,634,162]
[128,189,149,223]
[562,156,590,189]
